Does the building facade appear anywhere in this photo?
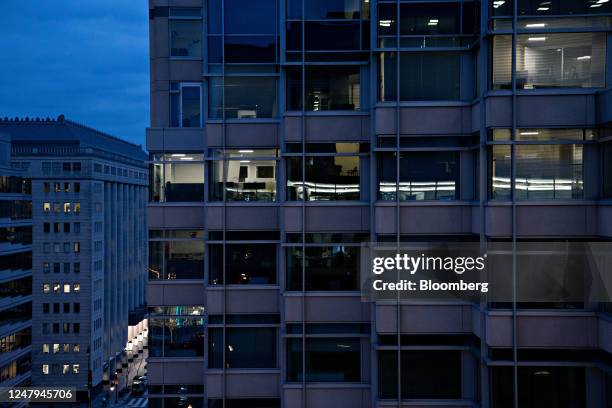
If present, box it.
[0,117,148,402]
[147,1,612,407]
[0,132,32,392]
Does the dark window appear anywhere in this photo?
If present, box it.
[288,66,361,111]
[491,366,586,408]
[149,318,205,358]
[287,338,361,382]
[378,350,461,399]
[43,303,49,314]
[43,223,50,233]
[286,246,359,291]
[209,77,277,119]
[225,36,276,63]
[73,303,80,313]
[305,21,360,51]
[149,241,205,280]
[378,151,459,201]
[399,3,460,35]
[305,0,361,19]
[604,144,612,199]
[54,303,60,314]
[169,20,202,57]
[225,0,276,35]
[63,303,70,313]
[209,244,276,285]
[209,327,276,368]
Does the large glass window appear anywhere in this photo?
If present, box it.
[379,52,466,101]
[286,144,363,201]
[149,154,205,202]
[491,366,585,408]
[378,151,459,201]
[209,244,276,285]
[518,0,612,15]
[209,149,278,201]
[149,317,205,358]
[149,233,204,280]
[209,77,278,119]
[492,33,606,90]
[286,66,361,111]
[209,327,276,368]
[287,338,361,382]
[170,83,201,127]
[169,20,202,58]
[489,130,586,200]
[286,246,360,291]
[378,350,461,399]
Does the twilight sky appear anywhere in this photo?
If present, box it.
[0,1,149,146]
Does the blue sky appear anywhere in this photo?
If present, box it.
[0,1,149,146]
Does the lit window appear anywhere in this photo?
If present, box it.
[42,364,49,375]
[64,182,70,192]
[73,344,80,353]
[63,344,70,353]
[72,364,80,374]
[73,243,80,253]
[55,182,61,192]
[53,283,61,293]
[43,202,51,212]
[43,283,51,293]
[63,284,71,294]
[42,344,50,353]
[53,344,60,354]
[74,203,81,213]
[63,364,70,374]
[73,283,80,293]
[64,202,71,213]
[54,202,61,213]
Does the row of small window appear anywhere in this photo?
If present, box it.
[93,162,147,181]
[41,322,81,335]
[0,354,30,383]
[42,343,80,354]
[492,0,612,16]
[42,202,81,213]
[42,282,81,294]
[0,226,31,246]
[43,222,81,234]
[43,182,80,194]
[0,277,30,298]
[42,302,81,314]
[43,262,81,274]
[42,242,81,254]
[41,363,80,375]
[42,162,81,174]
[0,200,32,220]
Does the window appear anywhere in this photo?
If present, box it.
[43,283,50,294]
[43,202,51,212]
[287,246,360,291]
[43,263,50,274]
[63,223,70,233]
[72,364,79,374]
[72,162,81,172]
[492,33,606,90]
[63,202,71,213]
[170,83,202,127]
[379,52,464,101]
[74,203,80,213]
[489,129,586,200]
[63,343,70,353]
[209,327,276,368]
[149,317,205,358]
[73,323,80,333]
[604,143,612,199]
[63,162,71,172]
[73,283,80,293]
[73,242,80,253]
[74,263,80,273]
[63,323,70,334]
[63,284,71,294]
[491,366,585,408]
[378,151,459,201]
[43,344,49,353]
[286,144,362,201]
[149,239,205,280]
[42,364,49,375]
[74,182,80,193]
[53,263,60,273]
[63,243,70,253]
[43,182,50,193]
[63,263,70,273]
[378,350,461,399]
[209,149,278,201]
[169,20,201,58]
[64,303,70,313]
[63,182,70,192]
[43,223,50,233]
[209,244,276,285]
[73,303,80,313]
[287,66,360,111]
[517,0,612,15]
[287,338,360,382]
[73,344,80,352]
[149,154,205,202]
[43,303,50,313]
[209,77,278,119]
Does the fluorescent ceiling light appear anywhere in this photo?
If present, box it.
[537,6,550,10]
[171,153,185,157]
[525,23,546,28]
[520,131,539,135]
[379,19,392,27]
[239,160,251,163]
[238,149,254,153]
[576,55,591,60]
[428,19,439,26]
[597,0,609,3]
[590,3,602,6]
[179,157,193,160]
[527,36,547,41]
[493,0,505,8]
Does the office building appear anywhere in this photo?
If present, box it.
[147,1,612,407]
[0,132,32,391]
[0,116,148,402]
